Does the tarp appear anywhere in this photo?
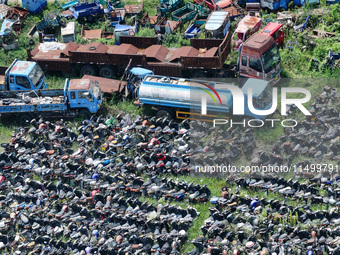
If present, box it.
[0,19,13,36]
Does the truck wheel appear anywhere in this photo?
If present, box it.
[80,65,97,76]
[192,71,207,79]
[78,109,91,120]
[86,15,94,22]
[19,113,32,126]
[156,109,172,120]
[99,66,117,79]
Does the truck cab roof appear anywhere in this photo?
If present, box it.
[130,67,154,77]
[241,79,269,96]
[69,79,94,90]
[261,22,283,36]
[242,33,274,53]
[10,61,36,76]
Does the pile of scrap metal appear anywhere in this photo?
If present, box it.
[81,25,114,40]
[27,11,66,44]
[0,19,18,50]
[141,12,160,27]
[0,5,29,50]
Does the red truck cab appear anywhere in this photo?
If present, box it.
[231,15,262,50]
[261,22,284,46]
[239,33,281,83]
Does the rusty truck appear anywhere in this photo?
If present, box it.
[27,33,280,83]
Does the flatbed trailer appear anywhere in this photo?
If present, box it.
[27,33,231,78]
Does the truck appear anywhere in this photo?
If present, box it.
[21,0,46,13]
[261,22,284,46]
[194,0,244,20]
[27,32,280,82]
[0,59,46,92]
[205,11,231,39]
[69,1,104,21]
[231,15,262,50]
[238,33,281,83]
[0,78,102,125]
[157,0,183,15]
[135,75,273,120]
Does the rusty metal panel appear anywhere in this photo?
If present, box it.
[82,75,126,94]
[69,51,107,64]
[109,43,139,54]
[242,33,272,52]
[169,46,199,62]
[110,54,147,66]
[190,37,223,49]
[34,59,71,72]
[147,63,183,77]
[82,29,102,40]
[69,79,92,90]
[203,47,218,57]
[119,36,158,48]
[144,45,169,62]
[61,41,80,57]
[235,15,262,33]
[76,42,108,53]
[181,56,220,69]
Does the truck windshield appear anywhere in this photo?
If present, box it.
[89,82,101,100]
[258,85,272,108]
[29,65,44,88]
[262,44,280,73]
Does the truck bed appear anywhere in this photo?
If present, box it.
[0,95,66,115]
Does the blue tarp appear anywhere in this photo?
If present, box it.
[130,68,153,77]
[0,19,14,36]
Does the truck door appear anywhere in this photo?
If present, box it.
[13,75,33,90]
[239,56,249,77]
[77,90,96,113]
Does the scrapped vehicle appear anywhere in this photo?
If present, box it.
[0,19,17,50]
[172,3,208,23]
[205,11,230,39]
[0,59,46,92]
[0,78,102,124]
[136,76,272,120]
[114,19,137,45]
[238,33,281,83]
[231,15,262,50]
[27,32,281,82]
[22,0,46,13]
[37,11,65,33]
[194,0,244,19]
[157,0,183,15]
[261,22,284,46]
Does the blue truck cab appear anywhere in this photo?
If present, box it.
[68,78,102,114]
[0,60,47,91]
[127,67,154,94]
